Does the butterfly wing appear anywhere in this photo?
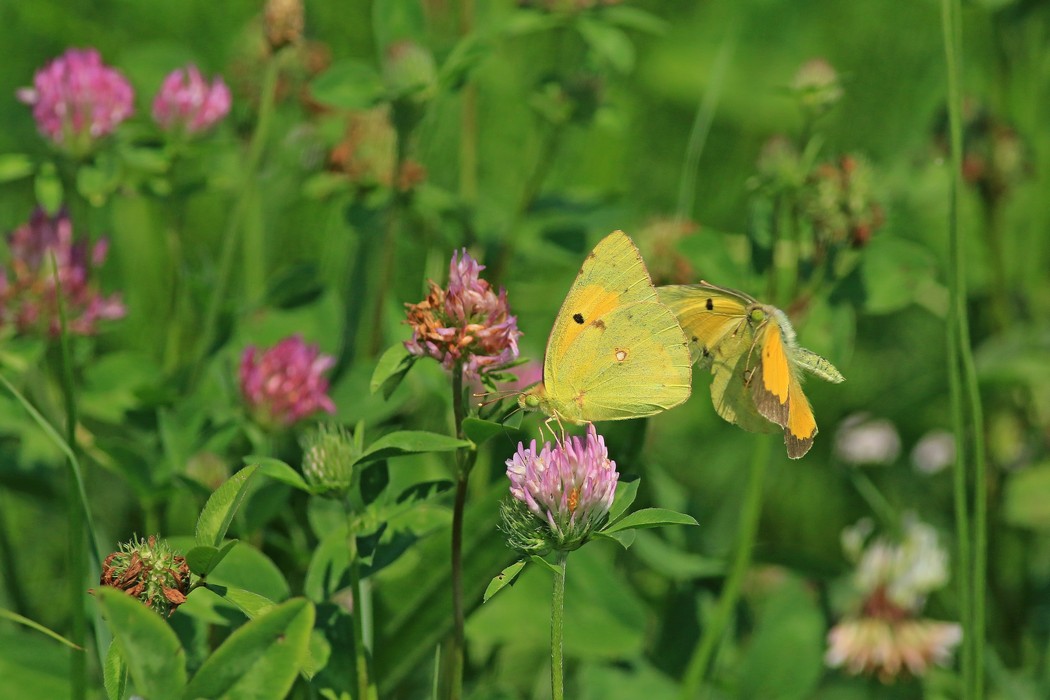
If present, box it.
[657,283,754,367]
[543,231,692,422]
[708,330,776,434]
[749,320,818,459]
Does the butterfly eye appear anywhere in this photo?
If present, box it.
[749,308,766,324]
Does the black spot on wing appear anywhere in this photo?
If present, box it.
[705,298,714,311]
[573,313,585,324]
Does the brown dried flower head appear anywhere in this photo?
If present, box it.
[99,535,191,616]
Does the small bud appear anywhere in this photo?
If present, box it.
[265,0,304,51]
[99,536,190,616]
[300,423,358,498]
[382,40,437,104]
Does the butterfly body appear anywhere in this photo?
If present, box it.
[658,282,844,458]
[520,231,692,427]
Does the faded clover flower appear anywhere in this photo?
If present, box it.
[99,536,190,616]
[240,334,336,429]
[328,107,427,192]
[0,208,126,337]
[636,217,700,286]
[300,422,358,498]
[152,65,232,135]
[501,425,619,553]
[17,48,134,156]
[264,0,304,51]
[826,517,962,682]
[911,430,956,475]
[803,154,884,248]
[404,250,521,379]
[833,413,902,466]
[791,58,844,117]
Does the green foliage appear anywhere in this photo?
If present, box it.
[1,0,1048,697]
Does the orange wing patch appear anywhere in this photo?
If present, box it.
[551,284,623,362]
[760,324,790,404]
[784,373,817,458]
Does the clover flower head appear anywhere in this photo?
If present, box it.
[0,208,125,336]
[502,425,618,552]
[152,65,231,135]
[99,535,190,616]
[404,249,521,379]
[17,48,133,155]
[240,335,336,428]
[826,517,960,682]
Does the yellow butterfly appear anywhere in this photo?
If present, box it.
[657,281,844,458]
[519,231,693,429]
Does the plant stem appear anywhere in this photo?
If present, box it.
[680,434,771,698]
[348,524,374,700]
[447,366,475,699]
[458,0,478,205]
[193,54,280,383]
[675,26,736,224]
[551,551,568,700]
[941,1,988,697]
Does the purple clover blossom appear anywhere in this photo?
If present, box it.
[404,249,521,379]
[239,335,336,429]
[504,425,619,551]
[152,65,232,135]
[17,48,134,155]
[0,208,125,337]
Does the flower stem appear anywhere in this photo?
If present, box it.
[348,524,374,700]
[192,53,279,383]
[940,1,987,697]
[551,551,568,700]
[447,366,475,699]
[680,434,771,697]
[675,26,736,224]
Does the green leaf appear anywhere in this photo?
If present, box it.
[1004,462,1050,530]
[484,560,527,602]
[370,343,416,399]
[607,479,639,524]
[303,523,350,603]
[95,588,187,700]
[0,628,70,697]
[600,5,669,34]
[250,456,312,493]
[529,554,561,575]
[461,417,505,445]
[356,431,470,466]
[203,583,277,620]
[576,17,635,74]
[195,466,259,547]
[735,579,824,699]
[438,33,492,91]
[372,1,425,48]
[0,608,80,649]
[0,153,35,182]
[103,640,128,700]
[183,599,315,700]
[34,163,63,214]
[309,60,384,109]
[395,479,454,505]
[603,508,698,534]
[594,529,636,549]
[185,540,239,577]
[630,530,723,580]
[860,236,942,315]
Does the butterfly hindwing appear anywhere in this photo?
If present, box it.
[657,284,754,367]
